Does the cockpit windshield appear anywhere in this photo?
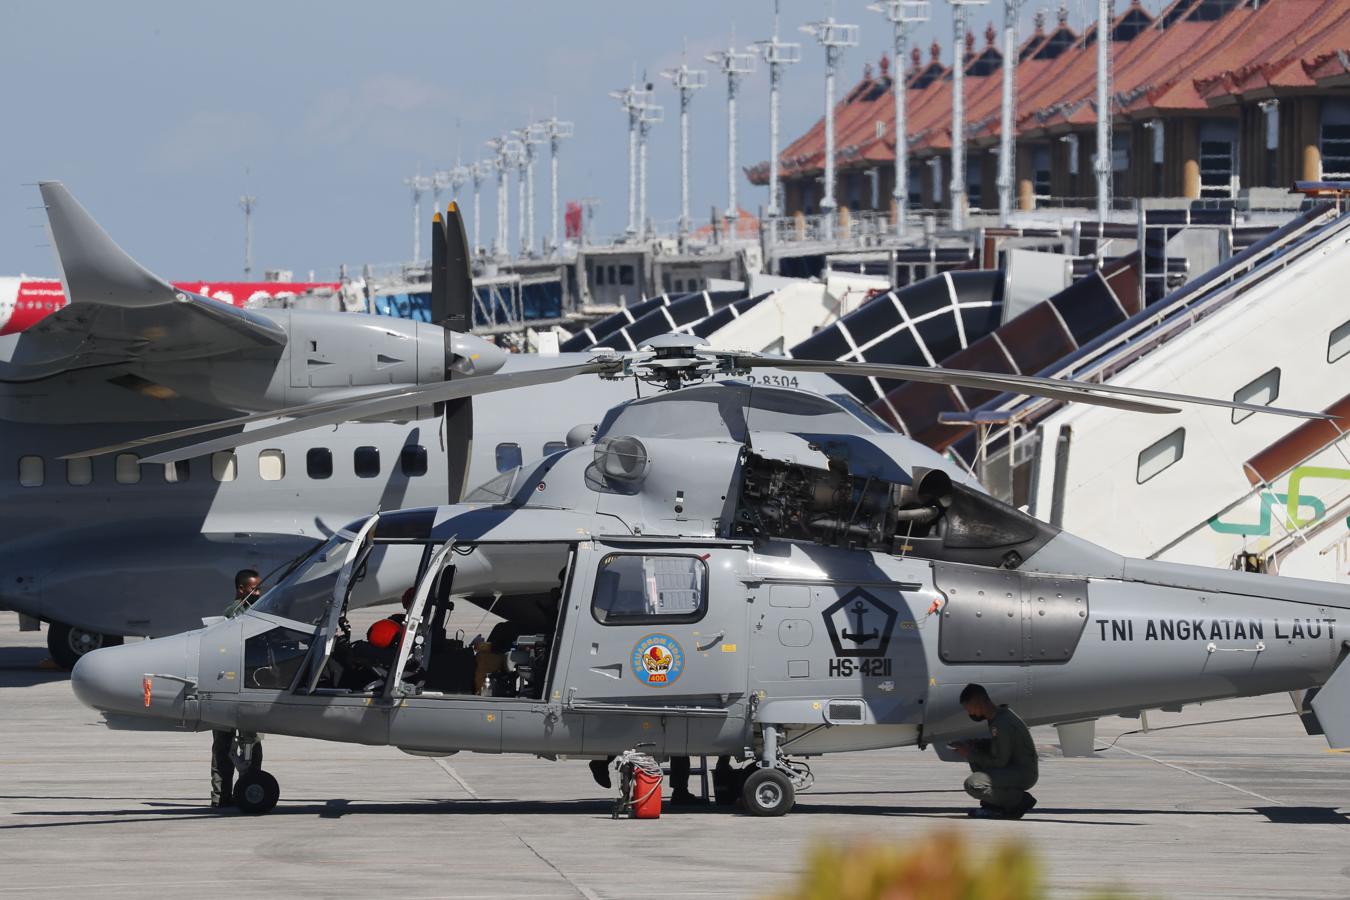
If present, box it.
[249,531,357,626]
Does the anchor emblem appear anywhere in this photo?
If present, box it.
[841,600,880,644]
[822,588,899,658]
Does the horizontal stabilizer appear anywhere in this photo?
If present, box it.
[1310,649,1350,749]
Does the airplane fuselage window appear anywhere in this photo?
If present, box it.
[307,448,333,480]
[495,442,523,473]
[66,458,92,486]
[163,460,190,484]
[114,453,141,485]
[212,451,238,482]
[354,446,381,478]
[400,445,428,477]
[1231,367,1281,424]
[259,449,286,481]
[1328,318,1350,364]
[18,455,44,488]
[591,554,707,625]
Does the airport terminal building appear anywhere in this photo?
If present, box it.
[749,0,1350,214]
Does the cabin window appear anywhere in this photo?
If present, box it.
[594,265,605,286]
[1232,368,1281,424]
[495,442,522,473]
[543,441,567,456]
[114,453,141,485]
[591,554,707,625]
[243,627,313,691]
[1329,319,1350,364]
[619,265,635,286]
[354,446,380,478]
[163,460,190,483]
[66,458,92,486]
[1136,428,1185,484]
[212,451,238,482]
[18,456,43,488]
[400,445,428,477]
[258,449,286,481]
[307,448,333,480]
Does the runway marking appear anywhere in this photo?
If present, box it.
[1110,745,1285,807]
[427,758,599,900]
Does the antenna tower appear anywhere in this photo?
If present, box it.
[868,1,929,237]
[801,12,858,240]
[537,116,575,253]
[238,193,257,279]
[403,170,433,263]
[947,0,989,232]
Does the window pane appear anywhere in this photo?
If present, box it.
[1232,368,1281,424]
[243,627,313,690]
[212,451,237,482]
[400,445,428,477]
[354,446,380,478]
[1137,428,1185,484]
[164,460,190,483]
[258,449,285,481]
[619,265,634,286]
[495,442,522,473]
[115,453,141,485]
[18,456,43,488]
[1329,319,1350,364]
[66,458,92,486]
[543,441,567,456]
[592,554,707,625]
[307,448,333,480]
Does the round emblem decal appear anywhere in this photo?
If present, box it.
[631,633,685,688]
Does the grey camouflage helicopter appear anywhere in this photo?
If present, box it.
[70,335,1350,817]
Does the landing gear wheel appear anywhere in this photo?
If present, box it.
[232,770,280,815]
[47,622,123,670]
[741,768,795,817]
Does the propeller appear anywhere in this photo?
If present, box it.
[62,336,1329,466]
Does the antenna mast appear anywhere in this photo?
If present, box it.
[403,170,433,263]
[1095,0,1112,227]
[756,2,802,222]
[868,1,929,237]
[537,115,574,254]
[947,0,989,231]
[998,0,1023,225]
[637,85,663,241]
[801,11,858,240]
[610,82,645,239]
[706,33,757,239]
[468,161,486,254]
[662,47,708,244]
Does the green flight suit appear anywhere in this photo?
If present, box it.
[963,705,1038,813]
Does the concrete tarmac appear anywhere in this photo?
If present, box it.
[0,611,1346,899]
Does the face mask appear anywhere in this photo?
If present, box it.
[968,713,984,722]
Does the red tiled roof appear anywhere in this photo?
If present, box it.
[752,0,1350,183]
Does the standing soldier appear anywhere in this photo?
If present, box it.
[951,683,1039,819]
[211,569,262,809]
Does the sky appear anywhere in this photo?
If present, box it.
[1,0,1134,280]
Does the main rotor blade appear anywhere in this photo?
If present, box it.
[137,361,612,465]
[750,358,1328,420]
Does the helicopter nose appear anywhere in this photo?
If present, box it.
[71,632,197,719]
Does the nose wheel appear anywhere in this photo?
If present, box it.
[741,768,795,817]
[232,769,280,815]
[47,621,122,670]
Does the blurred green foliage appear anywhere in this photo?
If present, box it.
[770,831,1139,900]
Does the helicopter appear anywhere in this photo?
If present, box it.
[69,335,1350,817]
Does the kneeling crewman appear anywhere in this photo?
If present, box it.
[952,683,1038,819]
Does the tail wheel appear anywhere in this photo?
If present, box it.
[47,622,123,670]
[233,770,280,815]
[741,768,795,817]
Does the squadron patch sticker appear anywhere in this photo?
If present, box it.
[632,633,685,687]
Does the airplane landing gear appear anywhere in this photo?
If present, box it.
[233,770,280,815]
[46,621,122,670]
[742,768,794,817]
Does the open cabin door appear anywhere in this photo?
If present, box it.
[385,540,458,699]
[298,515,378,694]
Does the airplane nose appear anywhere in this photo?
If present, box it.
[71,632,197,720]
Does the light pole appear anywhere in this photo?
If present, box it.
[706,39,757,239]
[403,171,433,263]
[755,2,802,222]
[537,116,574,253]
[238,193,257,279]
[868,1,929,237]
[610,83,646,239]
[801,14,858,240]
[637,92,663,240]
[947,0,988,231]
[661,53,707,243]
[1094,0,1112,227]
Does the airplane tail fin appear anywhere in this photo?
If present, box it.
[1310,646,1350,749]
[39,181,176,307]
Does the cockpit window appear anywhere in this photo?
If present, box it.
[249,531,356,625]
[828,393,895,433]
[243,627,313,690]
[595,383,871,443]
[464,469,517,504]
